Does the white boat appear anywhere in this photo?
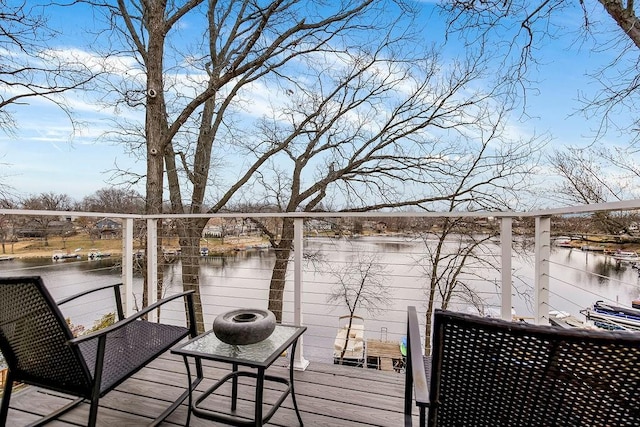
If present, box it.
[582,301,640,331]
[548,310,595,329]
[51,250,81,261]
[88,249,112,260]
[333,315,365,367]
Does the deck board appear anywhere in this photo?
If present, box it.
[4,352,418,426]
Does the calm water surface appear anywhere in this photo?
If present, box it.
[2,237,639,363]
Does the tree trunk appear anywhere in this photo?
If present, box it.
[424,282,436,356]
[339,315,356,362]
[141,1,168,311]
[268,218,295,322]
[178,218,207,334]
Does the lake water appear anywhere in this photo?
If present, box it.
[2,236,639,364]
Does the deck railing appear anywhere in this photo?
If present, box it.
[2,199,640,369]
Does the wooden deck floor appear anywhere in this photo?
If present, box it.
[5,352,416,426]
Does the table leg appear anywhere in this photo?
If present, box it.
[149,355,201,426]
[231,362,239,411]
[195,354,203,379]
[290,338,304,426]
[183,356,193,426]
[255,367,265,426]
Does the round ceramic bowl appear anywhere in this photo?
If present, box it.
[212,308,276,345]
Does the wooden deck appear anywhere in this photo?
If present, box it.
[5,352,416,426]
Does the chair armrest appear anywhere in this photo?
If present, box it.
[57,283,123,305]
[69,290,195,345]
[57,283,125,321]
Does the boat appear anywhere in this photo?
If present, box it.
[582,301,640,331]
[52,250,81,261]
[88,249,112,260]
[610,250,640,263]
[548,310,593,329]
[553,236,573,248]
[580,244,606,252]
[333,315,365,367]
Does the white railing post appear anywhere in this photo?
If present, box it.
[293,218,309,371]
[122,218,135,317]
[147,218,158,322]
[500,217,513,321]
[534,216,551,325]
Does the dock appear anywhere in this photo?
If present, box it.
[366,339,404,372]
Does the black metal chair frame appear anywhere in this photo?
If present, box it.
[404,306,429,427]
[0,276,202,426]
[405,306,640,427]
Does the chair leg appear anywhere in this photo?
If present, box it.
[0,370,14,425]
[28,397,85,427]
[88,395,100,427]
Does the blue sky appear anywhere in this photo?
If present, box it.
[0,1,633,202]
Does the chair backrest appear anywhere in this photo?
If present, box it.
[430,309,640,427]
[0,276,92,396]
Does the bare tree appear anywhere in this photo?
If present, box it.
[441,1,640,169]
[548,147,634,234]
[326,251,391,363]
[20,192,74,246]
[0,196,17,254]
[417,217,501,354]
[550,148,615,205]
[86,0,409,329]
[408,116,541,353]
[0,0,95,135]
[80,187,145,214]
[243,46,546,320]
[83,1,544,330]
[441,0,640,253]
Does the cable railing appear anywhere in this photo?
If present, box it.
[547,252,640,316]
[2,200,640,369]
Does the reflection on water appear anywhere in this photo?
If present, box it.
[371,240,417,252]
[0,257,126,279]
[592,258,627,284]
[547,247,640,316]
[2,241,639,312]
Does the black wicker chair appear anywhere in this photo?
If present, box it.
[0,276,200,426]
[404,306,640,427]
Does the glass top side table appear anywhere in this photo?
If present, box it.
[172,324,306,426]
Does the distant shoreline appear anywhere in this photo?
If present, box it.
[3,232,640,261]
[1,235,269,260]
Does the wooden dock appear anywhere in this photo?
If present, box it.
[366,339,404,372]
[4,352,416,426]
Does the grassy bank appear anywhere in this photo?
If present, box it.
[1,234,268,259]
